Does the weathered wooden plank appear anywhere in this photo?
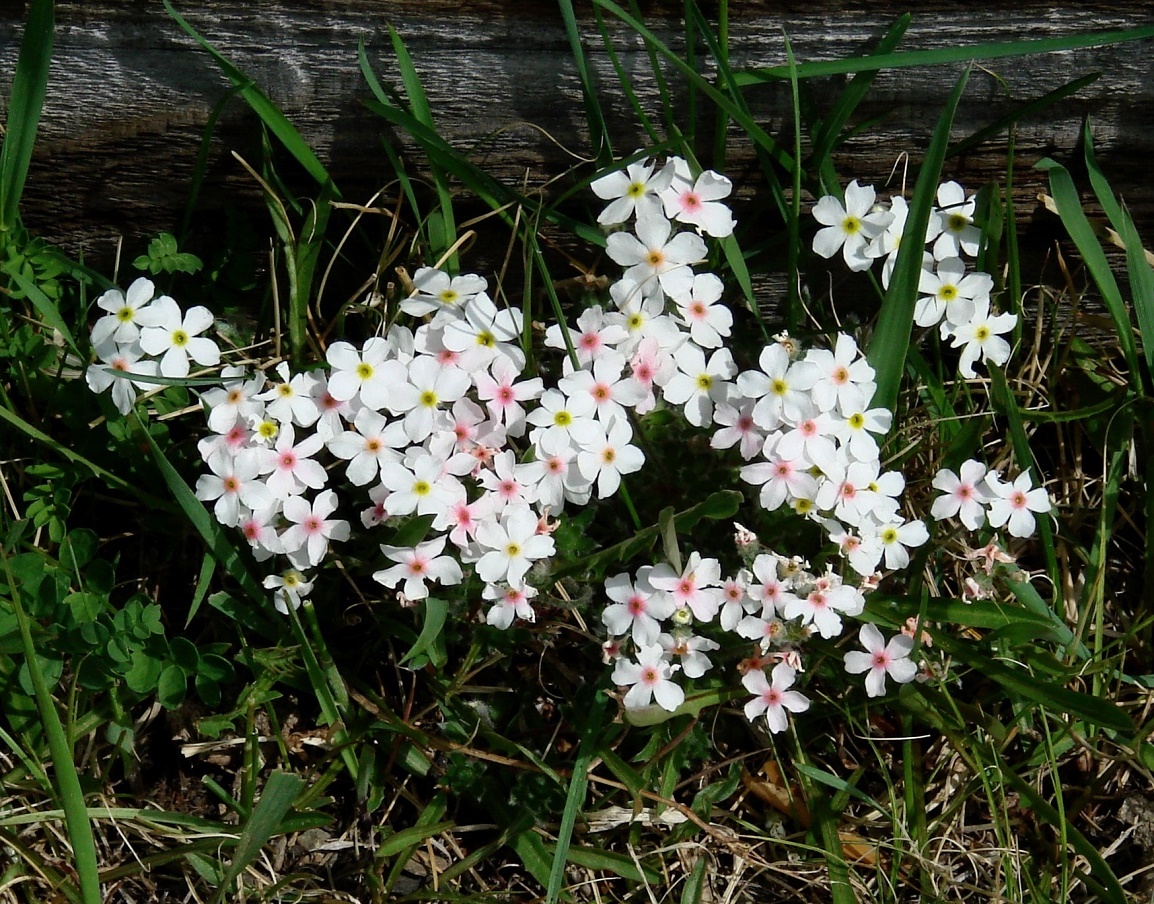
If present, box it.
[2,1,1153,279]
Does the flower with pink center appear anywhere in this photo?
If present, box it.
[195,449,272,528]
[477,449,544,512]
[602,567,675,646]
[659,160,735,237]
[843,623,917,697]
[559,351,646,426]
[669,272,732,348]
[742,663,809,733]
[804,334,876,415]
[647,552,723,623]
[718,570,755,631]
[86,341,160,416]
[238,506,282,561]
[484,581,539,630]
[748,553,798,617]
[545,305,629,366]
[659,631,719,678]
[931,459,994,530]
[199,367,266,434]
[782,581,862,639]
[374,536,463,601]
[776,412,838,473]
[611,643,685,712]
[740,436,818,513]
[361,483,390,529]
[605,210,707,301]
[197,421,255,473]
[280,490,350,568]
[258,423,327,500]
[474,357,543,437]
[710,394,764,461]
[625,337,676,414]
[986,471,1051,538]
[434,496,494,549]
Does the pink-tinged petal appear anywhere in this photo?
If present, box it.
[864,668,887,698]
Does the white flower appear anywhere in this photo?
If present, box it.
[602,567,675,647]
[280,490,350,568]
[327,408,406,486]
[263,569,313,615]
[867,518,929,571]
[932,181,981,260]
[403,268,487,323]
[669,272,732,348]
[931,459,994,530]
[659,160,735,238]
[606,210,706,301]
[914,256,992,328]
[659,631,719,678]
[374,537,463,601]
[195,448,272,527]
[325,337,409,411]
[137,296,220,378]
[843,623,918,697]
[90,277,159,347]
[812,181,891,271]
[612,643,684,712]
[804,333,876,415]
[943,300,1017,378]
[484,582,539,630]
[660,344,736,428]
[591,158,673,225]
[986,471,1051,538]
[257,362,320,428]
[85,341,159,415]
[742,664,809,733]
[474,505,556,586]
[575,416,645,498]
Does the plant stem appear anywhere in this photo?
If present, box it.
[0,545,102,904]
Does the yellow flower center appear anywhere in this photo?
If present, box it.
[553,410,572,427]
[116,306,134,323]
[947,212,969,232]
[172,329,189,348]
[841,216,862,234]
[420,390,438,408]
[696,373,713,391]
[439,289,460,304]
[626,181,646,198]
[356,362,374,380]
[505,542,522,558]
[881,528,899,544]
[939,284,958,301]
[771,378,788,396]
[413,481,431,496]
[848,413,865,429]
[976,326,991,341]
[476,331,495,348]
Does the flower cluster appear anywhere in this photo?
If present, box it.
[813,179,1018,377]
[86,277,221,414]
[931,459,1052,538]
[81,154,1054,743]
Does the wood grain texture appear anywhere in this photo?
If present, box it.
[3,0,1153,284]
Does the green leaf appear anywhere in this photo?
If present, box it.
[1035,156,1141,388]
[163,1,335,192]
[399,597,448,668]
[157,663,188,708]
[868,66,970,412]
[0,0,54,229]
[63,592,103,624]
[209,772,307,904]
[736,24,1154,82]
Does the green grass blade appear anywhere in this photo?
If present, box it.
[1081,119,1154,379]
[947,73,1099,159]
[869,66,970,412]
[810,14,910,169]
[0,0,54,230]
[546,691,606,904]
[137,416,265,606]
[0,545,101,904]
[1035,156,1141,388]
[209,771,305,904]
[558,0,613,165]
[163,0,335,192]
[590,0,795,175]
[387,25,457,271]
[737,24,1154,82]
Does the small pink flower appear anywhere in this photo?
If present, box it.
[742,663,809,733]
[843,623,917,697]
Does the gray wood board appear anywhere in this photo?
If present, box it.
[3,1,1153,299]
